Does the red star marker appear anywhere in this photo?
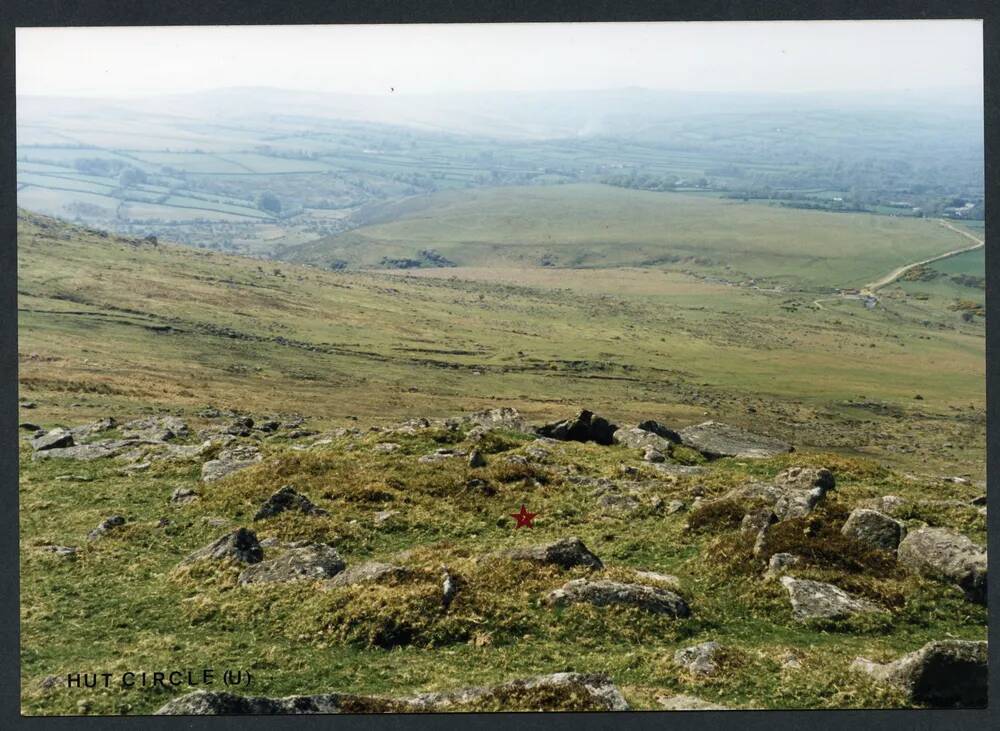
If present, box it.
[511,504,537,529]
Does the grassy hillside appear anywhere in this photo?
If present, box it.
[279,184,970,289]
[17,212,986,715]
[17,211,983,475]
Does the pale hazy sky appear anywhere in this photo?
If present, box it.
[17,20,983,98]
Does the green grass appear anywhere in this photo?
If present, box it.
[17,211,986,714]
[281,184,969,289]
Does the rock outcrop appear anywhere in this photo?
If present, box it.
[181,528,263,565]
[896,527,986,604]
[155,673,629,714]
[237,543,345,585]
[545,579,690,617]
[536,410,617,445]
[779,577,882,621]
[499,537,603,570]
[851,640,987,707]
[841,508,905,551]
[678,421,792,459]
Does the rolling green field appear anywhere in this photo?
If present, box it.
[17,205,985,714]
[281,184,972,289]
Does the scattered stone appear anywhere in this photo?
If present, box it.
[970,495,986,507]
[779,576,881,621]
[20,401,37,409]
[181,528,263,565]
[155,673,628,714]
[201,445,262,482]
[374,442,401,454]
[69,417,118,440]
[722,479,831,522]
[121,415,189,442]
[33,439,140,462]
[468,449,486,468]
[39,544,78,558]
[656,694,729,710]
[545,579,690,617]
[118,461,150,475]
[674,641,722,676]
[774,466,835,491]
[500,537,604,570]
[254,485,326,520]
[19,422,40,431]
[867,495,909,517]
[31,429,74,452]
[325,561,412,588]
[678,421,792,459]
[226,417,254,436]
[238,543,345,585]
[54,474,92,482]
[170,487,199,504]
[740,507,778,534]
[665,500,686,514]
[87,515,126,541]
[841,508,905,551]
[851,640,987,707]
[286,429,318,439]
[765,552,800,578]
[536,409,617,445]
[613,426,674,453]
[896,527,986,604]
[598,492,642,513]
[643,447,666,463]
[618,463,639,478]
[256,420,280,433]
[465,407,527,433]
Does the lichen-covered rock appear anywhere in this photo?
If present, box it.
[896,527,986,604]
[254,485,326,520]
[465,407,527,433]
[774,466,835,491]
[779,576,882,621]
[841,508,905,551]
[155,673,628,714]
[851,640,987,707]
[545,579,690,617]
[201,445,262,482]
[536,409,617,445]
[121,415,189,442]
[31,428,74,451]
[678,421,792,459]
[765,552,800,578]
[613,426,674,453]
[721,481,830,522]
[170,487,199,504]
[181,528,263,565]
[500,537,603,570]
[238,543,345,585]
[324,561,412,588]
[674,641,722,675]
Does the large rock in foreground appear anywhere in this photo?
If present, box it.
[31,428,74,451]
[238,544,345,585]
[500,537,603,570]
[896,527,986,604]
[841,508,905,551]
[851,640,987,707]
[678,421,792,459]
[545,579,690,617]
[779,577,881,621]
[536,410,617,445]
[155,673,628,714]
